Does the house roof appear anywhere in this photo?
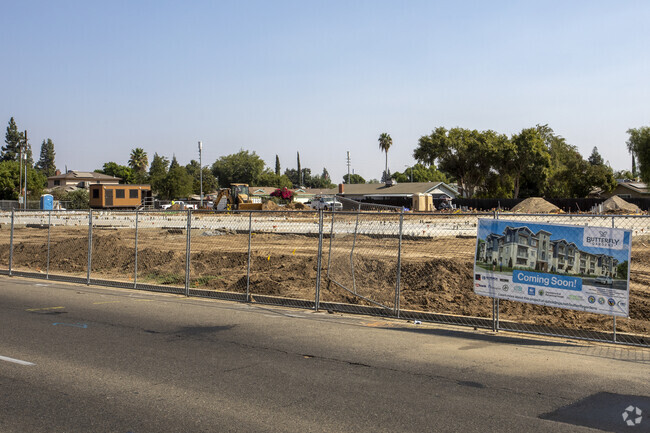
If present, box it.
[616,180,650,194]
[48,170,121,181]
[338,182,458,197]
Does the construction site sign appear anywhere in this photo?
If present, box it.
[473,219,632,317]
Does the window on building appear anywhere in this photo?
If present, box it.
[129,189,139,199]
[115,189,125,199]
[54,180,60,186]
[92,189,99,199]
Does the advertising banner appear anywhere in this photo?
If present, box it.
[474,219,632,317]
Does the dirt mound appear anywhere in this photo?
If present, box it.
[602,196,640,214]
[261,201,281,210]
[511,197,561,213]
[285,202,307,210]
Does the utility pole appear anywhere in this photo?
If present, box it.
[23,130,28,209]
[198,141,203,208]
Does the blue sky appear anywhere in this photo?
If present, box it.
[1,1,649,183]
[477,219,631,263]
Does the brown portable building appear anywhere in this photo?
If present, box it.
[89,184,152,209]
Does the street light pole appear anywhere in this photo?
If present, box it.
[198,141,203,208]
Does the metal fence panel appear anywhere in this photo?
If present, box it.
[397,213,495,328]
[186,210,251,297]
[131,211,188,292]
[38,210,90,281]
[248,210,320,307]
[2,211,50,275]
[88,210,137,288]
[320,211,401,313]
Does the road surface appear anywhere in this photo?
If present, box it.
[0,276,648,432]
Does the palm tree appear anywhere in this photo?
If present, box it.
[129,148,148,173]
[378,133,392,181]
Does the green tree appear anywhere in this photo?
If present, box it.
[296,152,302,186]
[343,173,365,184]
[0,160,46,200]
[129,148,149,183]
[392,163,449,183]
[256,170,293,188]
[414,127,504,197]
[129,147,148,172]
[169,155,180,170]
[185,160,218,194]
[585,147,616,195]
[505,128,550,198]
[378,132,393,182]
[148,153,169,194]
[64,189,90,209]
[613,169,634,180]
[616,260,628,279]
[2,117,23,162]
[626,127,650,183]
[275,155,281,175]
[158,165,194,199]
[211,150,265,187]
[35,138,57,178]
[97,162,134,184]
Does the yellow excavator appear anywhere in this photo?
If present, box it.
[213,183,263,211]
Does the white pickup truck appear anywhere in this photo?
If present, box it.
[310,197,343,211]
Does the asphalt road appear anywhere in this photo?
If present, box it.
[1,277,649,433]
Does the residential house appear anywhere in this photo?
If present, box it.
[47,170,121,190]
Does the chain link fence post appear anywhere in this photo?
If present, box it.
[315,209,324,311]
[394,212,404,318]
[87,209,93,285]
[326,210,335,280]
[612,215,616,343]
[134,210,139,289]
[184,209,192,297]
[246,211,252,302]
[46,210,51,279]
[8,208,14,276]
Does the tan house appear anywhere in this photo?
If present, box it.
[47,170,121,190]
[601,180,650,199]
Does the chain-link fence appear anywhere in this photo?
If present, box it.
[0,208,648,347]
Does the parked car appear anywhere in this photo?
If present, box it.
[594,275,613,285]
[310,197,343,211]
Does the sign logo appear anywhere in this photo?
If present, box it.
[475,274,481,280]
[583,227,625,250]
[622,405,642,426]
[538,289,545,296]
[588,296,596,303]
[502,284,509,292]
[607,298,616,307]
[514,285,523,293]
[528,287,536,296]
[598,297,605,305]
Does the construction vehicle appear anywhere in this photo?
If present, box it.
[213,183,263,211]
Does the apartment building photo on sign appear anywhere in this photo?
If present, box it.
[473,219,632,317]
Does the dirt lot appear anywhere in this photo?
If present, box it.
[0,222,649,338]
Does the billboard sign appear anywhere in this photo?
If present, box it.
[474,219,632,317]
